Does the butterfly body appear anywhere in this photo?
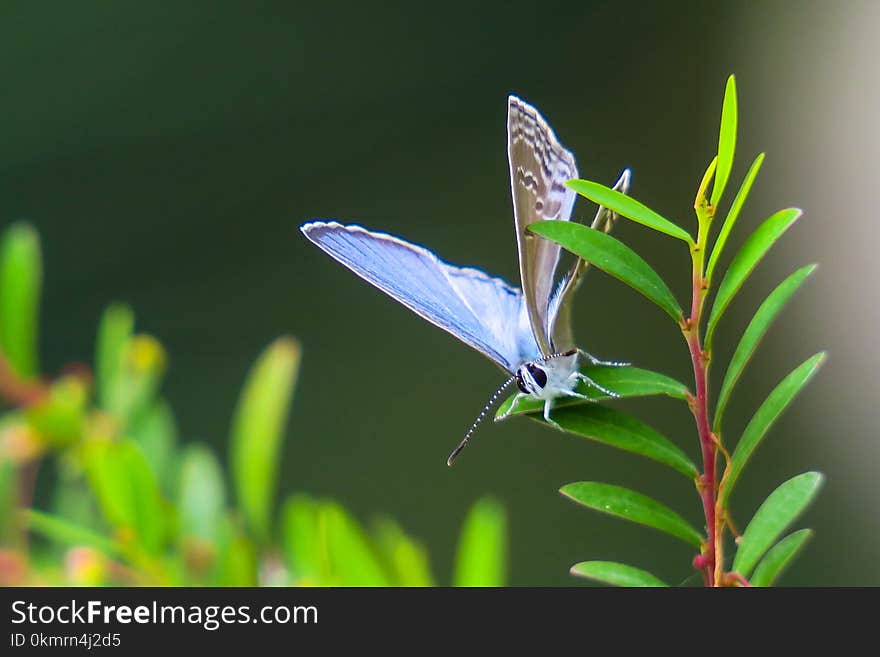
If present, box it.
[301,96,630,462]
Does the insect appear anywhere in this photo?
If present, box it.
[301,95,631,465]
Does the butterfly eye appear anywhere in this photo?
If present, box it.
[526,363,548,389]
[516,362,548,394]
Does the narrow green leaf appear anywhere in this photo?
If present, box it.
[320,501,390,586]
[104,334,167,429]
[23,509,123,557]
[566,179,694,244]
[706,153,765,284]
[373,518,435,587]
[178,444,226,545]
[229,337,300,543]
[453,497,507,587]
[508,404,697,478]
[695,157,718,209]
[85,440,166,555]
[721,353,826,506]
[95,304,134,410]
[571,560,668,587]
[281,494,326,584]
[131,400,178,494]
[711,75,738,207]
[705,208,802,347]
[217,516,257,586]
[498,364,689,419]
[530,222,683,320]
[751,529,813,587]
[733,472,824,578]
[715,265,817,428]
[0,222,42,379]
[0,457,20,543]
[560,482,703,547]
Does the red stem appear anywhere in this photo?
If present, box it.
[685,230,721,586]
[688,329,717,585]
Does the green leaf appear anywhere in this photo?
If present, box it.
[530,222,683,320]
[0,222,42,379]
[281,494,325,584]
[85,440,166,555]
[506,404,697,478]
[453,497,507,586]
[178,444,226,546]
[24,375,87,447]
[705,208,802,347]
[706,153,765,284]
[229,337,300,543]
[695,156,718,209]
[751,529,813,587]
[566,179,694,244]
[570,561,668,587]
[23,508,123,557]
[0,456,20,543]
[715,265,816,428]
[498,365,689,419]
[733,472,824,578]
[320,501,390,586]
[217,516,257,586]
[95,304,135,411]
[373,518,435,586]
[720,353,826,506]
[560,482,703,547]
[131,400,178,494]
[711,75,738,207]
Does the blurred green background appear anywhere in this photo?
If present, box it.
[1,0,876,585]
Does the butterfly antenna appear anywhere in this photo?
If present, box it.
[447,375,517,466]
[538,348,578,363]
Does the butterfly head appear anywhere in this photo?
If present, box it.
[515,362,548,395]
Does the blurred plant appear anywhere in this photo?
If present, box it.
[498,76,824,586]
[0,223,506,586]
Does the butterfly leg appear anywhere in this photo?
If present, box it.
[543,399,564,431]
[574,371,621,398]
[577,348,630,368]
[495,392,527,422]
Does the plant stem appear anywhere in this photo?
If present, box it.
[684,202,723,587]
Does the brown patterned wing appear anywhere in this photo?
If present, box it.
[507,95,579,357]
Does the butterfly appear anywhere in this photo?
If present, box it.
[301,95,631,464]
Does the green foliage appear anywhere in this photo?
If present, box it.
[720,354,826,506]
[570,561,668,587]
[565,180,694,244]
[561,482,703,548]
[715,265,816,427]
[453,497,507,587]
[732,473,823,578]
[705,208,802,348]
[0,221,507,586]
[711,75,738,207]
[520,405,697,478]
[750,529,813,587]
[0,222,41,380]
[229,337,300,544]
[529,222,683,320]
[524,75,824,586]
[706,153,765,284]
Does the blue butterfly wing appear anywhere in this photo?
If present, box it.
[301,221,539,373]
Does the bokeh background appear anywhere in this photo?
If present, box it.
[2,0,876,585]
